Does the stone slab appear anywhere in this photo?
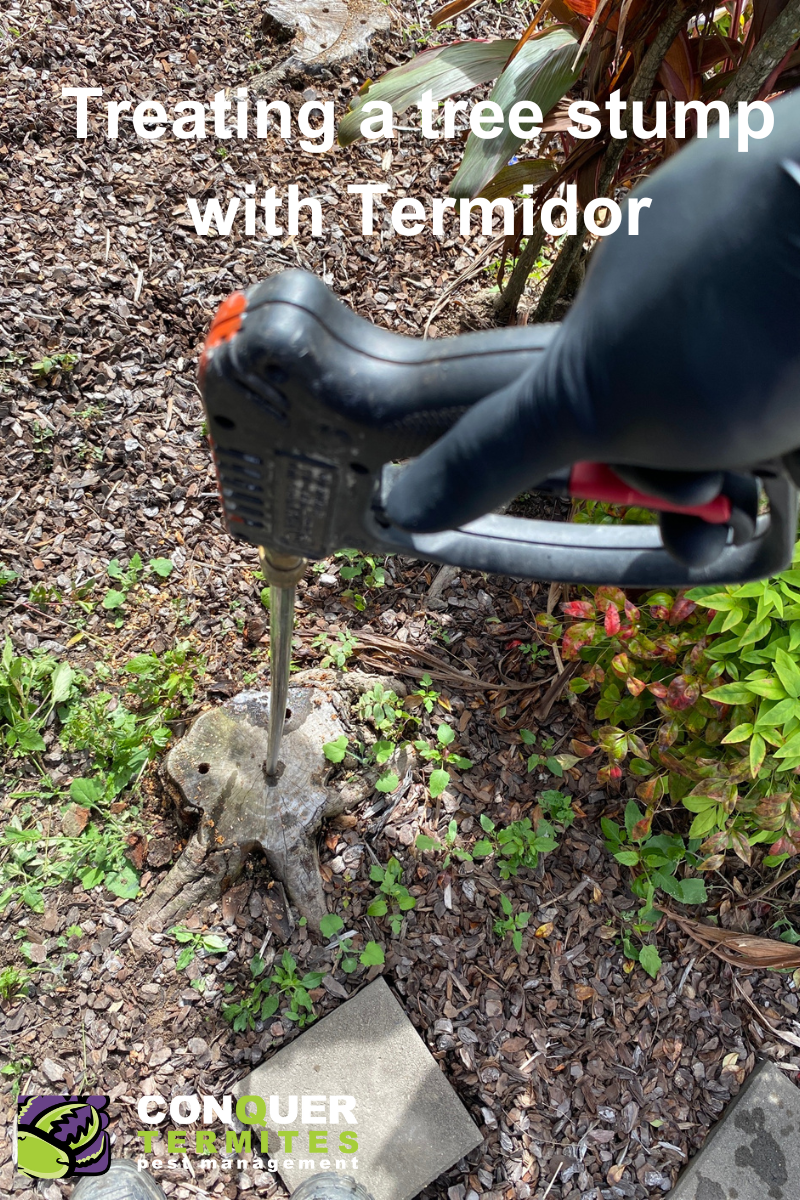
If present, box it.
[235,977,482,1200]
[669,1059,800,1200]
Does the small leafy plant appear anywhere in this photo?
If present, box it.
[615,909,663,980]
[414,722,472,799]
[408,673,441,714]
[357,683,412,740]
[0,964,29,1002]
[473,813,558,880]
[538,788,576,830]
[168,926,229,971]
[0,564,18,593]
[268,950,325,1028]
[319,913,385,972]
[313,629,358,670]
[1,638,78,756]
[519,730,574,778]
[31,351,79,380]
[494,893,531,953]
[334,549,389,611]
[0,1050,33,1099]
[367,857,416,935]
[416,818,473,868]
[223,951,325,1033]
[601,800,707,909]
[103,555,173,622]
[123,640,197,718]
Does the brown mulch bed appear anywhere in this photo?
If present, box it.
[2,2,800,1199]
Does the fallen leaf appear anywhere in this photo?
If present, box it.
[662,907,800,969]
[61,804,90,837]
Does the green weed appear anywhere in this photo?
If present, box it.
[367,857,416,935]
[413,722,472,799]
[493,893,531,952]
[0,564,18,593]
[103,554,173,623]
[0,964,29,1002]
[168,925,229,971]
[319,913,385,972]
[409,673,441,714]
[313,630,358,670]
[1,1050,33,1099]
[519,730,571,777]
[417,818,473,868]
[334,550,389,611]
[222,950,325,1032]
[473,813,559,879]
[31,352,79,380]
[0,638,79,757]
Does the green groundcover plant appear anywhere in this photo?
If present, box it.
[546,544,800,891]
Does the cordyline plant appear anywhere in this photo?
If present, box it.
[339,0,800,321]
[539,543,800,895]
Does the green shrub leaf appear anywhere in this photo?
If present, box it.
[338,40,517,146]
[450,28,582,199]
[638,944,662,978]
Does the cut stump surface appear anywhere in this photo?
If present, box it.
[261,0,389,66]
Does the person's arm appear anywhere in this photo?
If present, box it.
[386,89,800,565]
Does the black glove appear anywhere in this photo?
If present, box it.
[386,89,800,566]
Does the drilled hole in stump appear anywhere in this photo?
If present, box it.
[198,762,211,774]
[285,708,292,720]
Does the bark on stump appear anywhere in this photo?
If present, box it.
[134,671,408,936]
[261,0,389,68]
[136,678,356,933]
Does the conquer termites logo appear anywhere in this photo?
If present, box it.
[16,1095,111,1180]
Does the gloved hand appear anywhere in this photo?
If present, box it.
[386,89,800,567]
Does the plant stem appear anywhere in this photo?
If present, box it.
[717,0,800,108]
[533,2,700,323]
[494,221,547,324]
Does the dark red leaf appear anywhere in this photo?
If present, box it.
[658,30,702,102]
[595,586,627,613]
[562,621,597,661]
[604,605,621,636]
[631,814,653,842]
[669,597,697,625]
[563,600,596,619]
[665,674,700,710]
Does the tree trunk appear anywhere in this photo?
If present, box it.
[494,222,547,324]
[533,2,700,323]
[718,0,800,107]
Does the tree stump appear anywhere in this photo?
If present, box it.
[134,671,409,936]
[260,0,389,68]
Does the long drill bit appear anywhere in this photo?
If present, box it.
[258,549,307,776]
